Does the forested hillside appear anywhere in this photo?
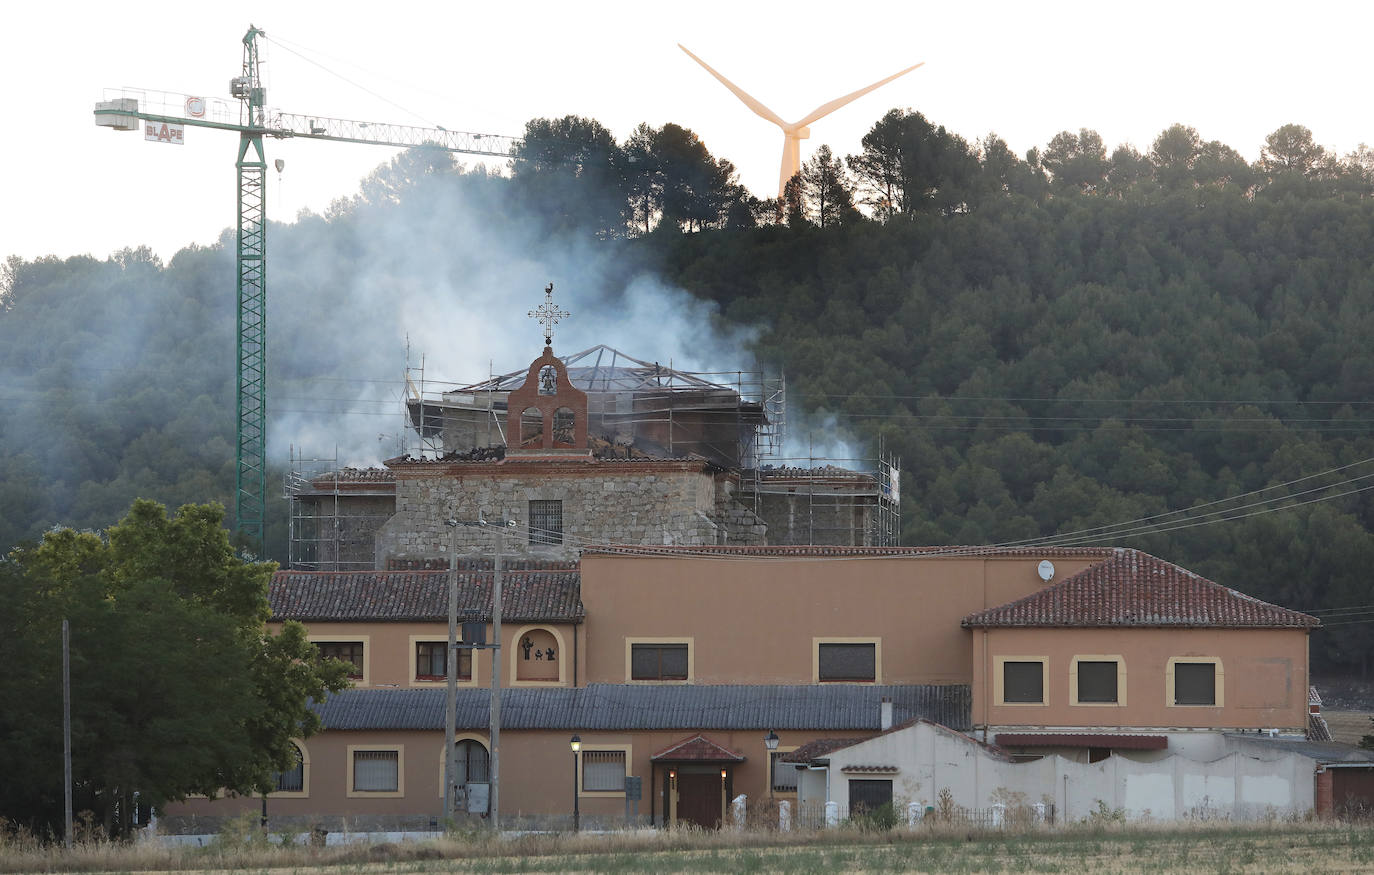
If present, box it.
[5,111,1374,672]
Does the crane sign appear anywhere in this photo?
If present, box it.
[94,25,521,551]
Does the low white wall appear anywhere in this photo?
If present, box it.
[799,722,1313,822]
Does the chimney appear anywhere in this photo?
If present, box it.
[880,696,893,731]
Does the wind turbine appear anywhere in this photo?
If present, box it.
[678,44,923,198]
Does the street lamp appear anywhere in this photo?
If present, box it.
[570,734,581,832]
[764,730,779,801]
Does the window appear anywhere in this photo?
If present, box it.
[770,750,799,793]
[1000,659,1046,704]
[453,739,489,784]
[271,743,305,795]
[1072,657,1125,705]
[414,641,471,682]
[581,750,626,793]
[315,641,364,680]
[632,643,689,681]
[847,779,893,816]
[349,748,402,796]
[529,499,563,545]
[1173,661,1218,705]
[816,641,878,682]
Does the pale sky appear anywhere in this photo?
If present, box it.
[8,1,1374,263]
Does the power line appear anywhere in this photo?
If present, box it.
[986,458,1374,550]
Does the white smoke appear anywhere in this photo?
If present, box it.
[263,164,761,468]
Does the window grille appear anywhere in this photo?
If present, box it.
[631,643,689,680]
[529,499,563,545]
[353,750,399,792]
[1076,661,1119,703]
[582,750,626,792]
[273,745,304,793]
[770,751,798,793]
[1002,661,1044,703]
[818,643,876,682]
[454,740,489,784]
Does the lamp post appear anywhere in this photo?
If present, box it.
[570,734,581,832]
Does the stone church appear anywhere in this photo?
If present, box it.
[287,287,900,569]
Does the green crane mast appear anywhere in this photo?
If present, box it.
[94,25,519,551]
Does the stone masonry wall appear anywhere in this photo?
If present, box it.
[756,492,874,546]
[376,468,722,563]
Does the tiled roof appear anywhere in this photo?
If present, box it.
[651,734,746,762]
[780,738,866,762]
[995,733,1168,750]
[269,568,583,623]
[584,545,1115,559]
[961,548,1319,629]
[313,683,971,732]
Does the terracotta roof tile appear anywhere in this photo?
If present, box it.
[269,567,583,623]
[962,548,1318,629]
[780,738,870,762]
[651,734,746,762]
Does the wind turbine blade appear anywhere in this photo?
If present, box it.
[796,61,925,128]
[679,44,790,129]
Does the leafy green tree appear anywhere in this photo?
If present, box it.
[1150,124,1203,189]
[800,145,860,228]
[1042,129,1109,193]
[512,115,627,237]
[1261,123,1327,178]
[0,500,350,837]
[847,109,979,216]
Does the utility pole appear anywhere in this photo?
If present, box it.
[443,516,512,830]
[62,618,72,850]
[489,520,504,833]
[443,519,460,823]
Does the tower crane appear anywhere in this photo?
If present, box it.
[94,25,520,551]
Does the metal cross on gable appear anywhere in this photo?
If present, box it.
[528,283,569,347]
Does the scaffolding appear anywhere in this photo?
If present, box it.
[743,435,900,547]
[404,344,786,473]
[284,446,396,571]
[286,344,899,565]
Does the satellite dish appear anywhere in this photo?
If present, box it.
[1037,560,1055,582]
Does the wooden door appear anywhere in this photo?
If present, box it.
[675,773,722,829]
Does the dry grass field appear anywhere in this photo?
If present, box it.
[1323,710,1373,746]
[5,821,1374,874]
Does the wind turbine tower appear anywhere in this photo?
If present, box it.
[679,45,923,199]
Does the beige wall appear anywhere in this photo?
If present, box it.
[971,626,1309,731]
[168,727,869,826]
[280,621,579,688]
[579,553,1103,685]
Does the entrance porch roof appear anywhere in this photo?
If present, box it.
[651,734,746,763]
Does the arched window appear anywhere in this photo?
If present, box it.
[455,739,490,785]
[552,407,576,447]
[520,407,544,448]
[272,742,305,793]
